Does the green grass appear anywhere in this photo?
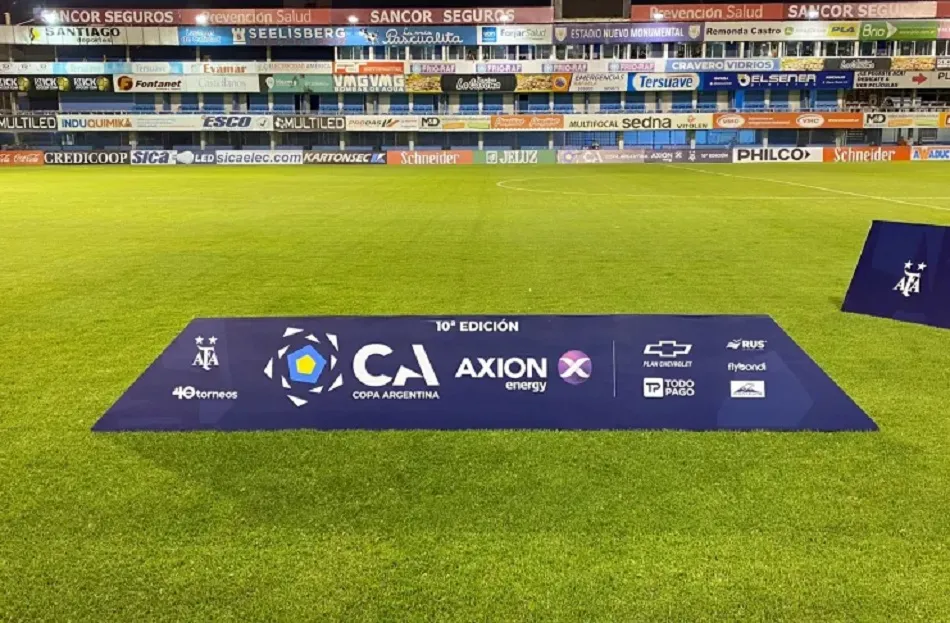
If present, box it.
[2,162,950,621]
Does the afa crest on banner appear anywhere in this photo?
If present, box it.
[842,220,950,328]
[93,315,876,432]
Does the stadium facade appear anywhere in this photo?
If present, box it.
[3,1,950,163]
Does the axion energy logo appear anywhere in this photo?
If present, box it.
[387,150,475,165]
[733,147,824,163]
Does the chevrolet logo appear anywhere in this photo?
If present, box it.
[643,341,692,358]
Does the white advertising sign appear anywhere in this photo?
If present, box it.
[563,113,712,131]
[703,21,859,42]
[733,147,824,163]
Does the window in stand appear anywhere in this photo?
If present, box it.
[746,41,777,58]
[533,45,552,60]
[385,47,407,60]
[485,45,510,60]
[601,43,621,59]
[706,42,725,58]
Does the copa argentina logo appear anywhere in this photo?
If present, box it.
[263,327,439,406]
[894,260,926,298]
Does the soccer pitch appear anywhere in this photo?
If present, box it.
[3,162,950,620]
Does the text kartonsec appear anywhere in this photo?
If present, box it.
[302,151,385,164]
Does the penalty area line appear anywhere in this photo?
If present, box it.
[663,164,950,213]
[494,176,879,200]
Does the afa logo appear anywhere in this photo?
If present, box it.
[264,327,344,407]
[894,260,926,298]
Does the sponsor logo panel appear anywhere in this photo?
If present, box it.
[130,150,177,165]
[666,58,780,72]
[215,150,303,165]
[345,116,421,131]
[859,20,939,41]
[328,7,555,25]
[714,112,863,129]
[490,114,564,130]
[703,20,859,42]
[43,150,131,165]
[273,115,345,131]
[475,149,557,165]
[0,150,45,167]
[786,2,937,19]
[554,22,704,44]
[263,74,334,93]
[823,147,911,163]
[702,71,853,90]
[0,75,112,92]
[629,72,700,91]
[557,150,648,165]
[855,70,950,89]
[387,150,475,165]
[332,74,405,92]
[0,114,58,131]
[91,315,878,432]
[733,147,824,163]
[863,112,940,128]
[477,24,553,45]
[564,114,712,131]
[912,145,950,160]
[333,61,405,75]
[630,3,786,21]
[302,151,386,165]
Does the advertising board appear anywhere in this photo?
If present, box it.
[733,147,824,163]
[91,314,877,432]
[713,112,863,129]
[387,150,475,165]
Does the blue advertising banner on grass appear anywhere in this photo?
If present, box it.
[701,71,854,90]
[842,220,950,329]
[93,315,876,432]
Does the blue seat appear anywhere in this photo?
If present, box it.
[623,103,646,113]
[458,105,480,114]
[390,105,410,115]
[202,104,225,113]
[318,105,340,114]
[599,103,621,113]
[343,105,364,114]
[671,102,693,112]
[250,104,270,113]
[698,102,718,112]
[554,104,574,113]
[273,104,295,113]
[179,104,199,113]
[413,105,434,114]
[483,104,503,114]
[527,104,551,113]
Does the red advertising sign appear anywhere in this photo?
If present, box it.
[714,112,863,130]
[823,146,911,162]
[387,150,475,166]
[328,7,554,24]
[938,1,950,17]
[0,150,44,167]
[38,6,552,25]
[630,3,783,22]
[784,2,937,19]
[334,61,405,75]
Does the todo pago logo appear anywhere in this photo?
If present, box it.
[264,327,344,407]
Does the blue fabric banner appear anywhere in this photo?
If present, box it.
[843,220,950,329]
[94,315,876,432]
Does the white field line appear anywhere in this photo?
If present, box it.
[495,175,950,205]
[663,164,950,213]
